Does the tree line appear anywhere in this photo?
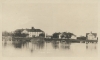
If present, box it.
[52,32,74,39]
[2,31,86,40]
[2,31,45,37]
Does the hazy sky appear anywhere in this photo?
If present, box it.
[2,1,98,36]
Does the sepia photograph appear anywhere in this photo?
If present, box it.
[1,0,99,58]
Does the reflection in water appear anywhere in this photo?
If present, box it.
[30,40,45,53]
[60,40,71,49]
[2,38,98,57]
[52,40,59,49]
[61,43,70,49]
[86,43,97,50]
[12,41,23,48]
[3,41,7,47]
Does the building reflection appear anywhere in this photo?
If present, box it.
[60,40,71,49]
[2,38,98,55]
[51,40,59,49]
[51,40,71,50]
[86,42,97,50]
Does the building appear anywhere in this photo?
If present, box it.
[59,33,62,39]
[52,32,61,39]
[15,27,44,37]
[46,35,52,39]
[86,32,97,40]
[70,35,77,39]
[77,36,86,40]
[58,32,76,39]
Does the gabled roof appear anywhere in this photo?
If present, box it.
[15,28,43,32]
[26,29,43,32]
[86,33,97,37]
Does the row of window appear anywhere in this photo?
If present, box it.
[28,32,42,37]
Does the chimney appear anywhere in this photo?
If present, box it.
[91,31,92,33]
[31,27,34,29]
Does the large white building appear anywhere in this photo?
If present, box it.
[86,32,97,40]
[15,27,44,37]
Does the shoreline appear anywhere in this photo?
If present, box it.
[2,36,98,43]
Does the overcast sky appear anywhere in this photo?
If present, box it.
[2,1,98,36]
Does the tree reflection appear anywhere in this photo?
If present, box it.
[30,40,45,53]
[12,40,27,48]
[3,41,7,47]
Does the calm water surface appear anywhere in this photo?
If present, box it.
[2,39,98,57]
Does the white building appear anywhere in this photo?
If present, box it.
[59,33,62,39]
[70,35,77,39]
[15,27,44,37]
[86,32,97,40]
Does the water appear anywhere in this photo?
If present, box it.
[2,39,98,57]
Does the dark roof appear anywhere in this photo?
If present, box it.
[86,33,97,37]
[15,28,43,32]
[27,29,43,32]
